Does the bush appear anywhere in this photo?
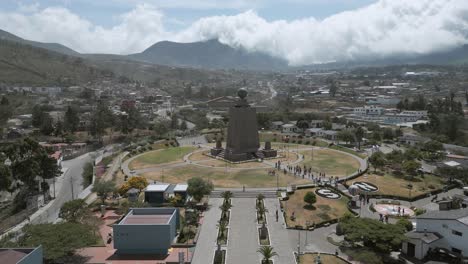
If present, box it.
[397,218,413,231]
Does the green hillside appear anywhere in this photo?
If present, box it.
[0,40,110,86]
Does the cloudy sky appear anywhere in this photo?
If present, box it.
[1,0,468,65]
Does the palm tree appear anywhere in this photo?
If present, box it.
[221,191,233,204]
[219,202,232,220]
[257,205,268,222]
[257,246,278,263]
[257,193,265,207]
[217,219,228,240]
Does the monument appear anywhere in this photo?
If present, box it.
[211,88,277,162]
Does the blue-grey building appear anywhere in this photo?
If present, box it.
[113,208,179,255]
[0,245,43,264]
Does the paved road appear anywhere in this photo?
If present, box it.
[226,198,260,264]
[191,198,222,264]
[34,152,94,224]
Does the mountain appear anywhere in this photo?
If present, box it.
[0,29,80,56]
[129,39,288,71]
[0,39,110,85]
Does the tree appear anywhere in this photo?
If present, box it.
[89,102,114,141]
[180,120,188,130]
[64,106,79,133]
[92,180,116,204]
[153,120,170,137]
[296,119,309,133]
[40,113,54,135]
[396,218,413,231]
[257,246,278,263]
[217,219,228,239]
[369,152,386,172]
[0,164,12,192]
[303,191,317,208]
[382,128,395,141]
[59,199,88,223]
[221,191,233,201]
[127,176,149,191]
[355,126,365,149]
[337,130,355,144]
[19,223,97,262]
[423,140,443,153]
[82,162,93,188]
[31,105,45,128]
[403,160,420,176]
[187,177,213,202]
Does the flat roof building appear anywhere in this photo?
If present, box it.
[0,246,43,264]
[113,208,179,255]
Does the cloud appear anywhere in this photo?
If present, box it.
[178,0,468,65]
[1,0,468,65]
[0,3,168,54]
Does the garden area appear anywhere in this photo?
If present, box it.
[299,253,349,264]
[141,165,311,188]
[281,188,350,228]
[129,146,196,169]
[298,149,361,178]
[345,172,445,199]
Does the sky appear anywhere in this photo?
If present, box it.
[1,0,468,65]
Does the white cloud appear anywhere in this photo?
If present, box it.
[17,2,40,13]
[1,0,468,65]
[177,0,468,65]
[0,3,168,54]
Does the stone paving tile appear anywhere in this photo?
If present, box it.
[226,198,260,264]
[191,198,223,264]
[264,198,296,264]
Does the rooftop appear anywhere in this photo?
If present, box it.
[418,208,468,224]
[118,208,177,226]
[406,231,441,244]
[0,248,36,264]
[145,184,170,192]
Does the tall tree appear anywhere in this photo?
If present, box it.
[187,177,213,202]
[354,126,365,149]
[64,106,79,133]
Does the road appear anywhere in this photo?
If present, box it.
[33,152,94,224]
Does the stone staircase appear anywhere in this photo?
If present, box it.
[210,189,278,198]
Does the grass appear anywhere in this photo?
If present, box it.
[299,253,348,264]
[345,172,445,198]
[129,146,196,169]
[281,188,350,228]
[140,165,311,188]
[329,145,367,159]
[298,149,361,178]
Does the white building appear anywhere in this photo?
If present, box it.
[281,123,300,134]
[402,208,468,260]
[353,106,385,116]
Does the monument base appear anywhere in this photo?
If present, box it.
[262,149,278,158]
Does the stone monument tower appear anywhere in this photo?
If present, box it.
[211,88,277,162]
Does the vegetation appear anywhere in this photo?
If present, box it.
[118,176,149,195]
[257,246,278,264]
[59,199,88,223]
[129,146,196,169]
[337,215,407,253]
[81,162,94,188]
[92,180,116,204]
[187,177,214,202]
[303,191,317,208]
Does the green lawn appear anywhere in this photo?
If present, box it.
[141,165,311,188]
[299,149,361,178]
[129,146,196,169]
[329,145,367,158]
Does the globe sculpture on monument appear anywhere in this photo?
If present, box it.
[211,88,277,162]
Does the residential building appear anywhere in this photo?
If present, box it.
[402,208,468,260]
[281,123,300,134]
[353,106,384,116]
[144,183,188,204]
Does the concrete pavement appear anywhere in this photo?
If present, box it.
[264,198,295,264]
[191,198,223,264]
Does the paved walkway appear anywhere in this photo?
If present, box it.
[191,198,223,264]
[264,198,296,264]
[226,198,260,264]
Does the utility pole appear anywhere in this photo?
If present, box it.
[70,177,74,200]
[53,177,56,199]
